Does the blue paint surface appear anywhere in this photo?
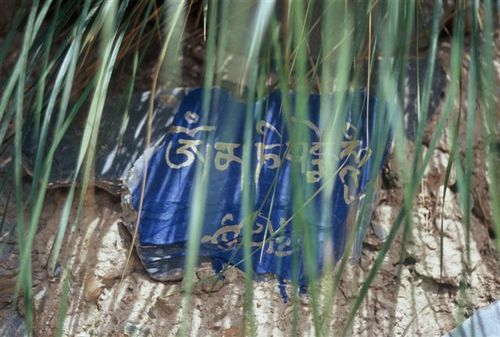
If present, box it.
[133,87,392,284]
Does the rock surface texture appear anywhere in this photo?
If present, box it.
[0,21,499,337]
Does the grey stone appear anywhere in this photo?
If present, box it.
[22,88,184,195]
[370,204,393,240]
[0,307,27,337]
[123,322,152,337]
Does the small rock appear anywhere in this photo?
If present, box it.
[434,186,462,220]
[154,295,178,315]
[413,207,432,230]
[123,322,152,337]
[434,218,463,241]
[413,236,462,286]
[74,333,91,337]
[408,220,482,286]
[195,263,225,293]
[424,148,456,187]
[33,287,47,312]
[371,204,393,240]
[94,221,129,281]
[437,127,452,153]
[0,307,27,337]
[84,275,104,303]
[413,230,439,250]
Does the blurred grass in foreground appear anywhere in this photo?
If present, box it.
[0,0,498,336]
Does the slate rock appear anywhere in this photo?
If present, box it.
[22,88,184,195]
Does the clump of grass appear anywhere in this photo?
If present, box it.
[0,1,497,336]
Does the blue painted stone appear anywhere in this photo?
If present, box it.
[129,88,392,285]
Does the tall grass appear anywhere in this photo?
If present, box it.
[0,0,498,336]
